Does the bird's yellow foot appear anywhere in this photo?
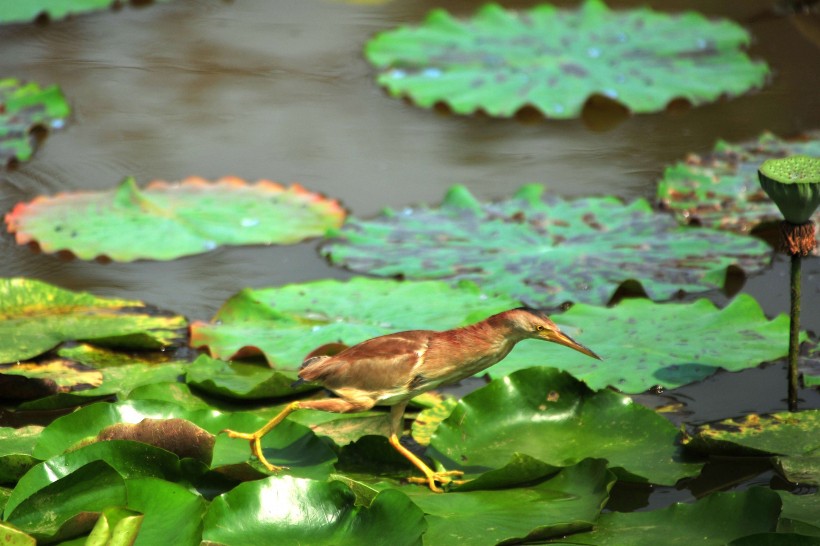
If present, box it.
[222,429,286,473]
[407,470,467,493]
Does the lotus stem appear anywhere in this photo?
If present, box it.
[788,250,800,412]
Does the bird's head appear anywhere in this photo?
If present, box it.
[503,307,601,360]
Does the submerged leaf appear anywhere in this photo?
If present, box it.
[0,78,69,164]
[322,185,772,307]
[5,176,346,262]
[190,277,519,369]
[430,367,701,486]
[0,278,186,363]
[366,0,768,118]
[657,131,820,239]
[0,0,174,24]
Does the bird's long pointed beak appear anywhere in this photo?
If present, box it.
[545,329,602,360]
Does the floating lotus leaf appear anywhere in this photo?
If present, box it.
[493,294,796,393]
[657,131,820,238]
[0,78,69,164]
[5,176,346,262]
[322,185,772,308]
[365,0,769,118]
[85,507,143,546]
[429,367,701,486]
[190,277,519,369]
[545,488,781,545]
[402,458,614,544]
[685,411,820,486]
[0,0,173,24]
[185,354,311,399]
[201,475,426,546]
[0,278,186,363]
[0,426,41,483]
[759,155,820,224]
[778,491,820,538]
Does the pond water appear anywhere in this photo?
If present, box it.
[1,0,820,510]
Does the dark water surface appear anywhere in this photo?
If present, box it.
[2,0,820,507]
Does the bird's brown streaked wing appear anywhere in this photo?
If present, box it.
[314,331,434,393]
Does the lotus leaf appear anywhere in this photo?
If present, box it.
[0,523,34,546]
[121,478,205,546]
[0,78,69,164]
[493,294,795,393]
[429,367,700,486]
[5,176,346,262]
[778,491,820,537]
[0,426,41,483]
[190,277,519,368]
[0,0,173,24]
[365,0,768,118]
[185,354,311,399]
[85,507,143,546]
[545,488,781,545]
[402,458,614,545]
[0,277,186,363]
[322,185,772,307]
[125,382,211,410]
[657,131,820,241]
[202,475,426,546]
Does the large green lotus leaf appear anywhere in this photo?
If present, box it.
[5,440,184,519]
[4,460,127,543]
[365,0,768,118]
[85,507,143,546]
[429,367,701,486]
[0,426,41,483]
[33,399,337,479]
[0,0,174,23]
[322,185,772,308]
[658,131,820,241]
[122,478,205,546]
[202,475,426,546]
[57,342,179,368]
[0,523,35,546]
[185,354,311,399]
[546,488,781,545]
[402,458,613,545]
[493,294,795,393]
[125,381,211,410]
[0,78,69,164]
[778,492,820,537]
[0,278,186,363]
[190,277,519,369]
[5,176,346,262]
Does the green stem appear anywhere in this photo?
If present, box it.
[788,253,801,412]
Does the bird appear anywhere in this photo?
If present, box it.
[222,307,601,492]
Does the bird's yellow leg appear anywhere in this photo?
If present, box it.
[388,402,465,493]
[222,400,303,472]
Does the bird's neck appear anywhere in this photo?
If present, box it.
[431,315,525,378]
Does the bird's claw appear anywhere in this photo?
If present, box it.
[407,470,467,493]
[221,428,286,473]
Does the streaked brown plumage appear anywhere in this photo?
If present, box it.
[223,307,600,492]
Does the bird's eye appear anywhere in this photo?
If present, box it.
[536,325,544,331]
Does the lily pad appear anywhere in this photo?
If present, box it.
[322,185,772,308]
[429,367,701,486]
[5,176,346,262]
[657,131,820,238]
[0,0,174,24]
[545,488,781,545]
[685,411,820,486]
[190,277,519,369]
[0,426,41,483]
[403,458,614,545]
[185,354,310,399]
[202,475,426,546]
[0,278,186,363]
[492,294,796,393]
[365,0,769,118]
[0,78,69,164]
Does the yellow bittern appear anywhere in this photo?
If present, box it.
[223,307,600,492]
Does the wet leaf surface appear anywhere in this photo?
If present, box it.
[657,130,820,242]
[365,0,768,118]
[0,278,186,363]
[202,475,426,546]
[5,176,346,262]
[190,277,519,369]
[429,367,701,486]
[0,78,69,164]
[494,294,796,393]
[322,185,772,307]
[546,488,781,545]
[185,354,310,399]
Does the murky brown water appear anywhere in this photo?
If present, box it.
[1,0,819,415]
